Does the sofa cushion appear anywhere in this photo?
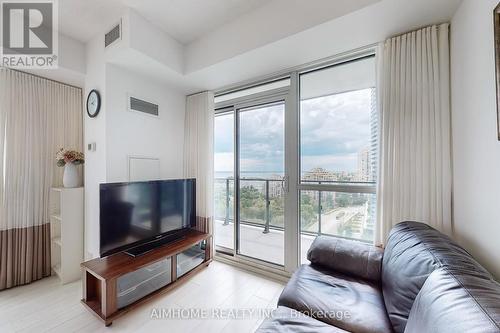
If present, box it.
[307,236,384,282]
[256,306,350,333]
[405,268,500,333]
[278,264,393,333]
[382,221,492,333]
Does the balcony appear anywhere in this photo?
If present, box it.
[215,219,315,264]
[214,177,375,264]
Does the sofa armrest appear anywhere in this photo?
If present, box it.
[307,236,383,282]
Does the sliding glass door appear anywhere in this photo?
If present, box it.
[214,79,293,269]
[237,101,285,265]
[213,50,378,273]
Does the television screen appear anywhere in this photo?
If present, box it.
[99,179,196,257]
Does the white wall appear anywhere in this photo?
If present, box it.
[105,64,185,183]
[59,33,86,75]
[127,9,184,74]
[451,0,500,279]
[84,35,186,258]
[84,35,107,259]
[26,32,86,87]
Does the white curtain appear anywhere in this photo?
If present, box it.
[0,68,83,289]
[376,24,452,245]
[184,91,214,236]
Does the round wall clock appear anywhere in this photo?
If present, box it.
[86,89,101,118]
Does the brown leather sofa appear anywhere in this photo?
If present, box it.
[256,221,500,333]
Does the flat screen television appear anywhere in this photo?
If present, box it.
[99,179,196,257]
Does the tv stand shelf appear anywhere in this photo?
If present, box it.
[81,229,212,326]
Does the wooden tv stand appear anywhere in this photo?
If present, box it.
[81,229,212,326]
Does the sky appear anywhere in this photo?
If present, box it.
[214,88,373,175]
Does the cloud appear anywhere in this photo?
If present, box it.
[214,114,234,153]
[239,104,284,172]
[214,88,375,174]
[214,152,234,172]
[299,89,373,172]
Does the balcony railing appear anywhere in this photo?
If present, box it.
[214,177,284,234]
[214,177,375,243]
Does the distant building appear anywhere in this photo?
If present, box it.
[357,147,370,181]
[302,167,337,182]
[369,87,378,182]
[366,87,378,239]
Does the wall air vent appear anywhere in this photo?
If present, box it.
[105,21,121,48]
[128,95,159,117]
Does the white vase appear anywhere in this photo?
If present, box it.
[63,163,79,188]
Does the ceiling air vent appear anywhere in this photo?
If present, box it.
[105,21,121,48]
[128,95,159,117]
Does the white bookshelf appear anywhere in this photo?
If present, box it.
[50,187,84,284]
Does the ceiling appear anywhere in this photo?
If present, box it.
[52,0,463,90]
[128,0,273,44]
[58,0,124,43]
[59,0,273,44]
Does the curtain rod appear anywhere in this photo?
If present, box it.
[0,66,83,90]
[186,90,210,98]
[387,21,450,40]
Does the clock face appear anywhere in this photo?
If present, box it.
[87,90,100,118]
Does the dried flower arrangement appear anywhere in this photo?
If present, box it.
[56,148,84,167]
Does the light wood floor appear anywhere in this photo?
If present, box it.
[0,261,285,333]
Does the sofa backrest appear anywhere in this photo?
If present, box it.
[381,221,492,333]
[405,268,500,333]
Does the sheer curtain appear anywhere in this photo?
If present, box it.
[184,91,214,239]
[376,24,452,245]
[0,68,83,290]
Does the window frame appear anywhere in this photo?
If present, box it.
[213,46,378,275]
[297,55,378,247]
[297,54,377,196]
